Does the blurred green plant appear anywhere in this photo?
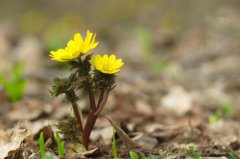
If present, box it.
[166,150,174,156]
[229,151,239,159]
[136,26,170,75]
[135,26,182,80]
[129,151,139,159]
[129,149,171,159]
[38,131,65,159]
[209,100,235,124]
[55,131,65,158]
[178,146,202,159]
[129,146,202,159]
[38,132,46,158]
[158,149,164,158]
[0,64,26,102]
[112,128,119,159]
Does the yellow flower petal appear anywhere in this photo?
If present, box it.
[74,33,83,43]
[91,54,124,74]
[50,30,98,62]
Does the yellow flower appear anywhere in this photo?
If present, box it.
[50,49,79,62]
[91,54,124,74]
[50,30,98,62]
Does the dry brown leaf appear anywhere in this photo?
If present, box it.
[0,128,29,159]
[103,115,140,149]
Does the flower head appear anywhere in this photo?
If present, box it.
[50,30,98,62]
[91,54,124,74]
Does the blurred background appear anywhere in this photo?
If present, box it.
[0,0,240,138]
[1,0,240,96]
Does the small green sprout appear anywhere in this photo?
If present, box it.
[129,151,165,159]
[0,64,26,102]
[158,149,164,158]
[129,151,140,159]
[190,151,202,159]
[38,132,46,158]
[178,146,202,159]
[209,110,222,124]
[209,100,235,124]
[229,151,238,159]
[55,131,65,158]
[179,147,187,155]
[129,147,202,159]
[112,128,119,159]
[188,145,196,151]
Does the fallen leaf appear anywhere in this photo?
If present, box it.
[0,128,29,159]
[103,115,140,149]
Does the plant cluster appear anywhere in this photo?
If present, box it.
[129,146,202,159]
[178,146,202,159]
[129,150,166,159]
[38,131,65,158]
[49,30,124,149]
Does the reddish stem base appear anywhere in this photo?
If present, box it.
[82,110,97,149]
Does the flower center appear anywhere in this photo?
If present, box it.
[103,64,113,71]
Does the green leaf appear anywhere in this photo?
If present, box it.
[179,147,187,154]
[129,151,139,159]
[158,149,164,158]
[55,131,64,158]
[188,145,196,151]
[191,151,202,159]
[229,151,238,159]
[112,128,118,159]
[38,132,46,158]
